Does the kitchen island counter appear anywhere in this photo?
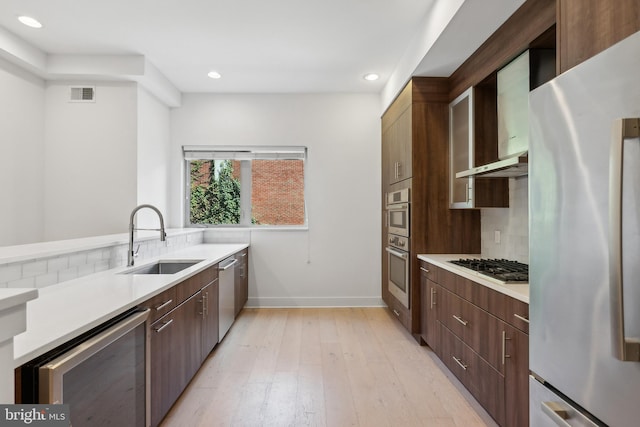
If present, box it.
[13,243,248,367]
[418,254,529,304]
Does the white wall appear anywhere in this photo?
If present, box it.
[136,87,171,228]
[0,58,45,246]
[172,94,382,306]
[43,82,138,241]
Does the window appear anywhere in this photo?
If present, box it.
[183,146,307,227]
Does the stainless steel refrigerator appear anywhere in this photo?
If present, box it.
[529,31,640,426]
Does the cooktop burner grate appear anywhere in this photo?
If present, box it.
[449,258,529,283]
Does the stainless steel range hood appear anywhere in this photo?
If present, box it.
[455,152,528,178]
[456,49,553,179]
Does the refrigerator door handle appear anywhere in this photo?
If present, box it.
[541,401,571,427]
[609,117,640,362]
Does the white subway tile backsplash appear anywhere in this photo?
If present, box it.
[0,264,22,283]
[47,256,69,272]
[94,260,110,272]
[87,250,103,263]
[68,252,88,267]
[35,273,58,288]
[481,177,529,264]
[0,230,205,289]
[77,264,95,277]
[8,277,36,288]
[58,267,79,282]
[22,260,48,278]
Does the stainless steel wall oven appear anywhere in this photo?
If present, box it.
[387,188,410,237]
[386,188,410,308]
[386,234,410,308]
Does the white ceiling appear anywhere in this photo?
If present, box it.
[0,0,525,97]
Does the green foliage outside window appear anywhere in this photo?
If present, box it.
[189,160,241,224]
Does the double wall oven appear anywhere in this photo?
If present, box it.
[385,188,410,308]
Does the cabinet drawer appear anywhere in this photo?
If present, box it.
[386,294,409,329]
[438,268,458,293]
[438,270,528,328]
[440,287,505,374]
[441,323,466,379]
[419,261,438,283]
[505,297,529,333]
[440,287,466,337]
[441,325,505,426]
[176,266,217,302]
[140,287,177,324]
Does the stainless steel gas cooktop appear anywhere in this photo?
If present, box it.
[449,258,529,283]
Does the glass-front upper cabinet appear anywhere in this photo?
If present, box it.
[449,87,474,208]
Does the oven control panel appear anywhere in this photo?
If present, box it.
[388,234,409,251]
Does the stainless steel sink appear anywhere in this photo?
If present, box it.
[120,260,203,275]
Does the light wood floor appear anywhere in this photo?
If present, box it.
[160,307,498,427]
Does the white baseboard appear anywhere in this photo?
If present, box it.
[246,296,385,308]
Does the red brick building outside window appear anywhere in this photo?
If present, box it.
[189,158,305,226]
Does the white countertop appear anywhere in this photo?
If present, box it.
[417,254,529,304]
[0,288,38,312]
[12,243,248,367]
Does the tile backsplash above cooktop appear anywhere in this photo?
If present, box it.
[480,177,528,264]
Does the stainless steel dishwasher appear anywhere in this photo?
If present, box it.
[218,256,238,341]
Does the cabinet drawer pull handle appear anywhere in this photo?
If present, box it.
[420,267,429,273]
[154,299,173,311]
[154,319,174,333]
[452,356,468,370]
[219,258,239,271]
[514,313,530,324]
[453,314,468,326]
[199,293,208,317]
[430,288,436,309]
[393,309,400,317]
[502,330,512,365]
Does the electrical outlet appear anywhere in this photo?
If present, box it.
[494,230,501,244]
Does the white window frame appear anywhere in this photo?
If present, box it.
[183,145,308,228]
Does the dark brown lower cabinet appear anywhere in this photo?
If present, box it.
[201,280,219,359]
[441,325,506,425]
[385,291,410,329]
[420,267,440,356]
[150,291,206,427]
[147,264,225,427]
[420,261,529,427]
[505,323,529,427]
[149,311,175,427]
[234,249,248,317]
[180,292,204,389]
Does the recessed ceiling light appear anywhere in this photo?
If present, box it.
[363,73,379,81]
[17,15,43,29]
[207,71,222,79]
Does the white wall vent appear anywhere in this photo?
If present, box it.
[69,86,95,102]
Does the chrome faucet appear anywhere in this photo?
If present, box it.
[128,204,166,266]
